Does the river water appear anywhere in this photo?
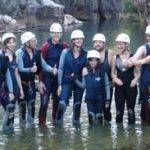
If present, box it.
[0,19,150,150]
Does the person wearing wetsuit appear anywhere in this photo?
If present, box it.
[56,30,87,124]
[1,33,24,131]
[128,25,150,125]
[39,23,68,125]
[112,33,140,124]
[75,50,110,125]
[93,33,115,122]
[16,31,52,126]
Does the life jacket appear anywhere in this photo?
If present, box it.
[19,48,36,82]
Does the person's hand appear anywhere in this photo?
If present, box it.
[52,64,58,76]
[82,67,88,76]
[30,63,37,73]
[19,89,24,99]
[114,77,123,86]
[130,79,137,87]
[9,93,15,101]
[105,101,109,108]
[39,81,46,95]
[57,85,62,96]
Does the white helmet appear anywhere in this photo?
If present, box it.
[145,24,150,34]
[115,33,130,44]
[93,33,106,42]
[71,30,84,40]
[21,32,36,44]
[50,23,62,33]
[2,33,16,44]
[87,50,100,59]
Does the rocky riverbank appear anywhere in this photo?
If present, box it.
[0,0,122,31]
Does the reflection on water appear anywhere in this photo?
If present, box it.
[0,19,150,150]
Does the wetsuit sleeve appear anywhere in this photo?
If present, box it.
[17,50,31,72]
[41,55,53,72]
[6,68,13,93]
[74,77,86,89]
[105,73,110,101]
[58,48,68,85]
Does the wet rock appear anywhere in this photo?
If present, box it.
[0,15,18,31]
[63,14,83,26]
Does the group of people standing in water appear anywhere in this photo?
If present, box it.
[0,22,150,131]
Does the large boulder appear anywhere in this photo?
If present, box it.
[63,14,83,26]
[0,15,18,31]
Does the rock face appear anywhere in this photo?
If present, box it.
[55,0,122,20]
[0,0,64,23]
[0,0,122,21]
[133,0,150,24]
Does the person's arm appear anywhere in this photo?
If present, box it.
[41,55,53,72]
[6,68,15,100]
[108,50,115,67]
[104,73,110,101]
[6,68,13,93]
[57,48,68,96]
[58,48,68,85]
[74,77,86,89]
[133,55,150,65]
[111,55,123,86]
[129,46,146,62]
[130,65,141,87]
[15,68,24,99]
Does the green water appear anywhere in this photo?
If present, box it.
[0,19,150,150]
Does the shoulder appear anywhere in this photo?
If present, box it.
[41,41,50,51]
[15,48,24,57]
[107,49,115,57]
[136,45,146,54]
[62,48,69,54]
[62,41,69,48]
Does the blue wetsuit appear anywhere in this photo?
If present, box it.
[56,48,87,124]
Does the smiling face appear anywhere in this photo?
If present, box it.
[116,41,128,52]
[5,37,16,51]
[93,40,105,51]
[88,58,99,69]
[72,38,84,47]
[50,32,62,43]
[27,37,37,49]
